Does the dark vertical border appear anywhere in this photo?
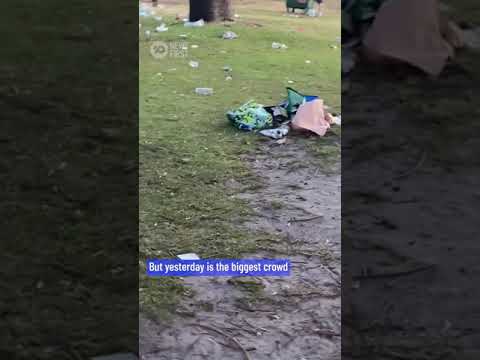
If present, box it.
[342,1,480,358]
[0,1,138,358]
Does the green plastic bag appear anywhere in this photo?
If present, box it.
[227,100,273,131]
[285,88,318,116]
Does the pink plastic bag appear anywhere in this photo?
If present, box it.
[291,99,333,136]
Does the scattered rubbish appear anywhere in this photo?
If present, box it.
[222,31,238,40]
[329,44,338,49]
[184,19,205,27]
[291,98,333,136]
[155,24,168,32]
[259,126,289,139]
[272,42,288,49]
[234,14,240,18]
[195,87,213,96]
[341,0,469,75]
[223,66,233,72]
[139,5,152,18]
[168,68,177,72]
[276,138,287,145]
[362,0,453,75]
[263,106,289,127]
[191,44,199,48]
[154,72,163,77]
[305,60,311,64]
[463,27,480,50]
[444,21,464,49]
[189,60,199,68]
[227,101,273,131]
[285,87,318,115]
[182,46,188,50]
[179,34,188,38]
[177,253,200,260]
[154,16,163,22]
[225,76,233,81]
[287,80,294,84]
[227,87,335,138]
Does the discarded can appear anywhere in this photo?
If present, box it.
[195,88,213,96]
[259,126,289,139]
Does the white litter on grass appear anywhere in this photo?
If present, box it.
[179,34,188,38]
[189,60,199,68]
[177,253,200,260]
[225,76,233,81]
[195,88,213,95]
[191,44,199,48]
[287,80,294,84]
[305,60,311,64]
[259,126,289,140]
[234,14,240,18]
[272,42,288,49]
[155,24,168,32]
[154,16,163,22]
[222,31,238,39]
[332,115,341,126]
[184,19,205,27]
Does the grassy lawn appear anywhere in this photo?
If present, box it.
[139,1,340,315]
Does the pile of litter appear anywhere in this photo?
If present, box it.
[139,5,169,38]
[342,0,473,76]
[226,88,340,139]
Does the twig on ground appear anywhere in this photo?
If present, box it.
[290,215,323,223]
[188,323,252,360]
[353,263,435,280]
[394,149,427,180]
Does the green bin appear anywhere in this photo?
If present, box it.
[286,0,310,13]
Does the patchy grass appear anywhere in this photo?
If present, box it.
[139,1,340,316]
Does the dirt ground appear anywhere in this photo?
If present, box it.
[140,136,341,360]
[341,41,480,360]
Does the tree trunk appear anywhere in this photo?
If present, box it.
[189,0,233,22]
[189,0,215,22]
[218,0,233,21]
